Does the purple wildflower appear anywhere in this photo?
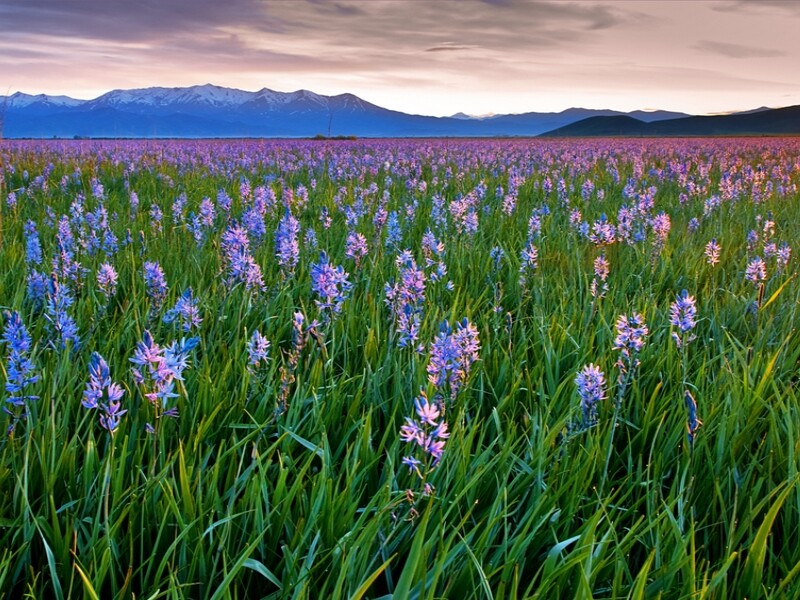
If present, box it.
[24,221,42,266]
[575,363,605,426]
[3,311,39,413]
[97,263,119,300]
[705,239,720,266]
[247,330,271,368]
[427,319,481,398]
[400,391,449,477]
[45,275,80,349]
[82,352,126,434]
[591,253,610,299]
[670,290,697,346]
[745,256,767,285]
[385,252,427,351]
[519,242,538,289]
[275,209,300,276]
[345,231,369,267]
[143,261,168,310]
[685,390,701,447]
[163,288,202,332]
[130,330,199,424]
[777,243,791,271]
[310,251,352,320]
[588,214,615,246]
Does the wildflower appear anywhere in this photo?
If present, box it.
[704,239,720,266]
[3,311,39,411]
[427,319,480,398]
[24,221,42,266]
[588,214,615,246]
[745,256,767,285]
[97,263,118,300]
[385,211,402,248]
[143,261,168,310]
[670,290,697,347]
[685,390,701,446]
[385,252,426,350]
[26,271,49,308]
[400,391,449,478]
[149,204,163,234]
[82,352,126,434]
[45,275,80,349]
[614,312,648,357]
[490,246,505,272]
[247,330,271,368]
[310,251,352,320]
[163,288,202,332]
[650,212,671,251]
[345,231,369,267]
[591,253,610,298]
[518,243,538,289]
[275,209,300,276]
[575,363,605,425]
[777,243,791,271]
[130,330,199,425]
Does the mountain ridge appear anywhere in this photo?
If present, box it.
[1,84,793,138]
[539,105,800,137]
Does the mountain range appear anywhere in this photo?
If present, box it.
[1,84,797,138]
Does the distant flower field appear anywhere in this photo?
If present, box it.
[1,137,800,598]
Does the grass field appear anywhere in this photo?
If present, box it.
[1,137,799,599]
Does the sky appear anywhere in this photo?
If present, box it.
[1,0,799,117]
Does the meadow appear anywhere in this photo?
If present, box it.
[1,137,799,599]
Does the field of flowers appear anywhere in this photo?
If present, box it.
[1,137,799,598]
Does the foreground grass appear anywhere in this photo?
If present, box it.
[0,138,799,598]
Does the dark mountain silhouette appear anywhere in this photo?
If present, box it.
[540,105,800,137]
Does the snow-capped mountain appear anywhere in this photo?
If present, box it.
[0,84,705,138]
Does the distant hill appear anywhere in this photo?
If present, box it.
[540,105,800,137]
[2,84,793,138]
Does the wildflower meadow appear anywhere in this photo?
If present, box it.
[1,137,800,598]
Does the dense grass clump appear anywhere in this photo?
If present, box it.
[1,137,800,598]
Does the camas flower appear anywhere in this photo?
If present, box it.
[3,311,39,410]
[82,352,126,434]
[745,256,767,284]
[310,251,352,320]
[704,239,720,266]
[400,391,450,476]
[247,330,271,368]
[275,209,300,276]
[591,253,610,298]
[97,263,119,300]
[670,290,697,347]
[143,261,168,309]
[427,319,480,398]
[163,288,202,332]
[130,330,199,424]
[345,231,369,267]
[575,363,605,425]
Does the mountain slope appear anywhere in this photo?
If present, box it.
[1,84,793,138]
[540,105,800,137]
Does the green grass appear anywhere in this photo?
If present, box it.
[0,137,799,598]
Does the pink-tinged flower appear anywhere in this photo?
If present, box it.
[704,239,720,266]
[414,392,440,426]
[745,256,767,284]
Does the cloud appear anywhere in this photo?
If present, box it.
[425,43,480,53]
[712,0,800,15]
[694,40,786,59]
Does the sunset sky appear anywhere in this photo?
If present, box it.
[1,0,799,116]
